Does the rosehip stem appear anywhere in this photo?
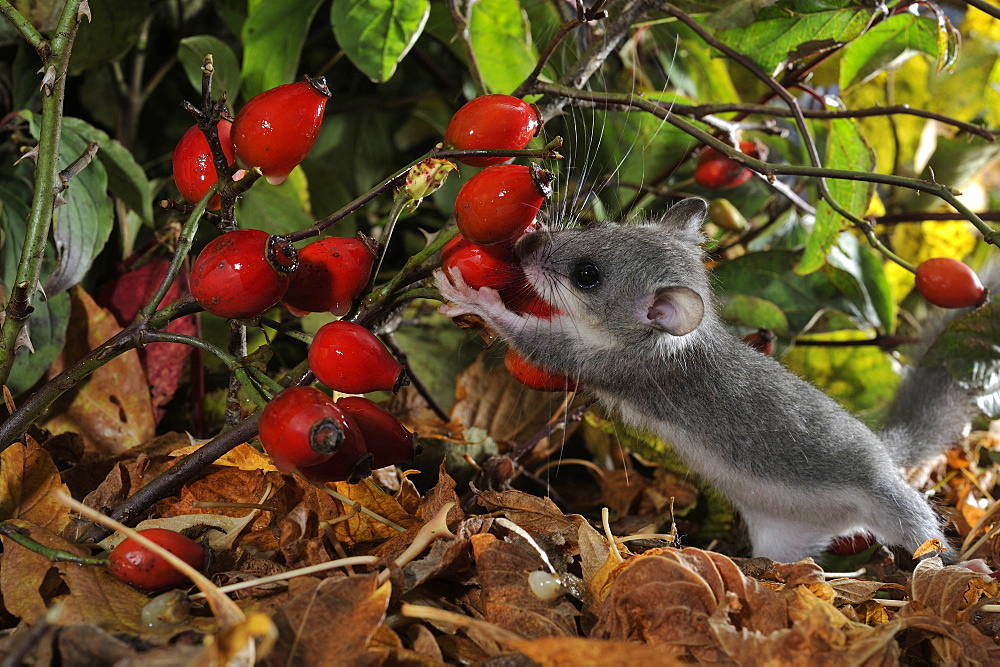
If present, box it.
[0,522,106,567]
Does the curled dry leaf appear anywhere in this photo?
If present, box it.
[0,440,71,533]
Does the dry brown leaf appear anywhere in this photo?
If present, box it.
[167,441,277,472]
[42,287,155,455]
[0,522,66,622]
[896,608,1000,665]
[262,575,390,666]
[325,478,418,544]
[0,441,70,532]
[828,578,905,605]
[279,505,333,570]
[450,353,577,460]
[474,488,590,556]
[512,636,690,666]
[471,532,578,639]
[909,556,1000,621]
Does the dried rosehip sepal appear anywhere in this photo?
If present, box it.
[108,528,206,592]
[504,348,576,392]
[454,163,553,246]
[190,229,291,319]
[294,407,372,484]
[694,140,761,190]
[445,94,541,167]
[259,386,355,471]
[232,77,331,186]
[742,328,776,355]
[914,257,987,309]
[172,120,237,210]
[441,235,522,292]
[283,237,376,316]
[308,321,405,394]
[336,396,417,469]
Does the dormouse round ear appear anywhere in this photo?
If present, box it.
[647,286,704,336]
[657,198,708,243]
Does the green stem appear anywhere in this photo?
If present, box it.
[0,522,107,567]
[142,330,282,397]
[534,83,1000,253]
[0,2,46,56]
[359,226,460,317]
[0,0,85,387]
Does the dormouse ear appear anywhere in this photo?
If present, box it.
[655,198,708,244]
[647,286,704,336]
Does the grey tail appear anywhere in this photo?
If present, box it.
[880,365,977,467]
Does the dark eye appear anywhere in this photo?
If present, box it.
[571,261,601,289]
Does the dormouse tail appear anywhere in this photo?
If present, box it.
[880,366,979,467]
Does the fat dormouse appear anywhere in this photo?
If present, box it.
[435,198,982,563]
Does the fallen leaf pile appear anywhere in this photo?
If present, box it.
[2,351,1000,665]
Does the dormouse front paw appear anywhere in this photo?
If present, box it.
[433,267,510,324]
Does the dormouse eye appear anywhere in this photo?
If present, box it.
[571,261,601,289]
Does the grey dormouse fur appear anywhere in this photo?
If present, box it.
[436,197,981,563]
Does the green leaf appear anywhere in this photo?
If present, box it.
[241,0,325,99]
[70,0,150,74]
[179,35,242,101]
[826,232,895,333]
[26,117,114,295]
[718,294,791,336]
[713,249,873,334]
[923,297,1000,418]
[62,117,153,225]
[839,14,938,92]
[798,118,873,275]
[468,0,538,94]
[716,3,872,74]
[0,180,32,288]
[7,291,70,397]
[330,0,430,83]
[236,167,313,235]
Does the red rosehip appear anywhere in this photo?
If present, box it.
[190,230,293,319]
[694,140,760,189]
[336,396,417,469]
[172,120,236,210]
[444,94,541,167]
[283,237,376,316]
[915,257,987,309]
[308,321,405,394]
[108,529,206,591]
[259,386,363,472]
[827,532,876,556]
[454,164,553,246]
[441,235,522,292]
[232,77,331,185]
[500,278,562,319]
[742,328,776,356]
[504,348,577,392]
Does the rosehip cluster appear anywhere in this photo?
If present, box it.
[171,76,330,207]
[441,95,575,391]
[259,385,417,482]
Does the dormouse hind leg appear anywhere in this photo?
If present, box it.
[865,481,954,563]
[742,512,838,563]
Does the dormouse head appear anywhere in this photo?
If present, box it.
[516,198,712,346]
